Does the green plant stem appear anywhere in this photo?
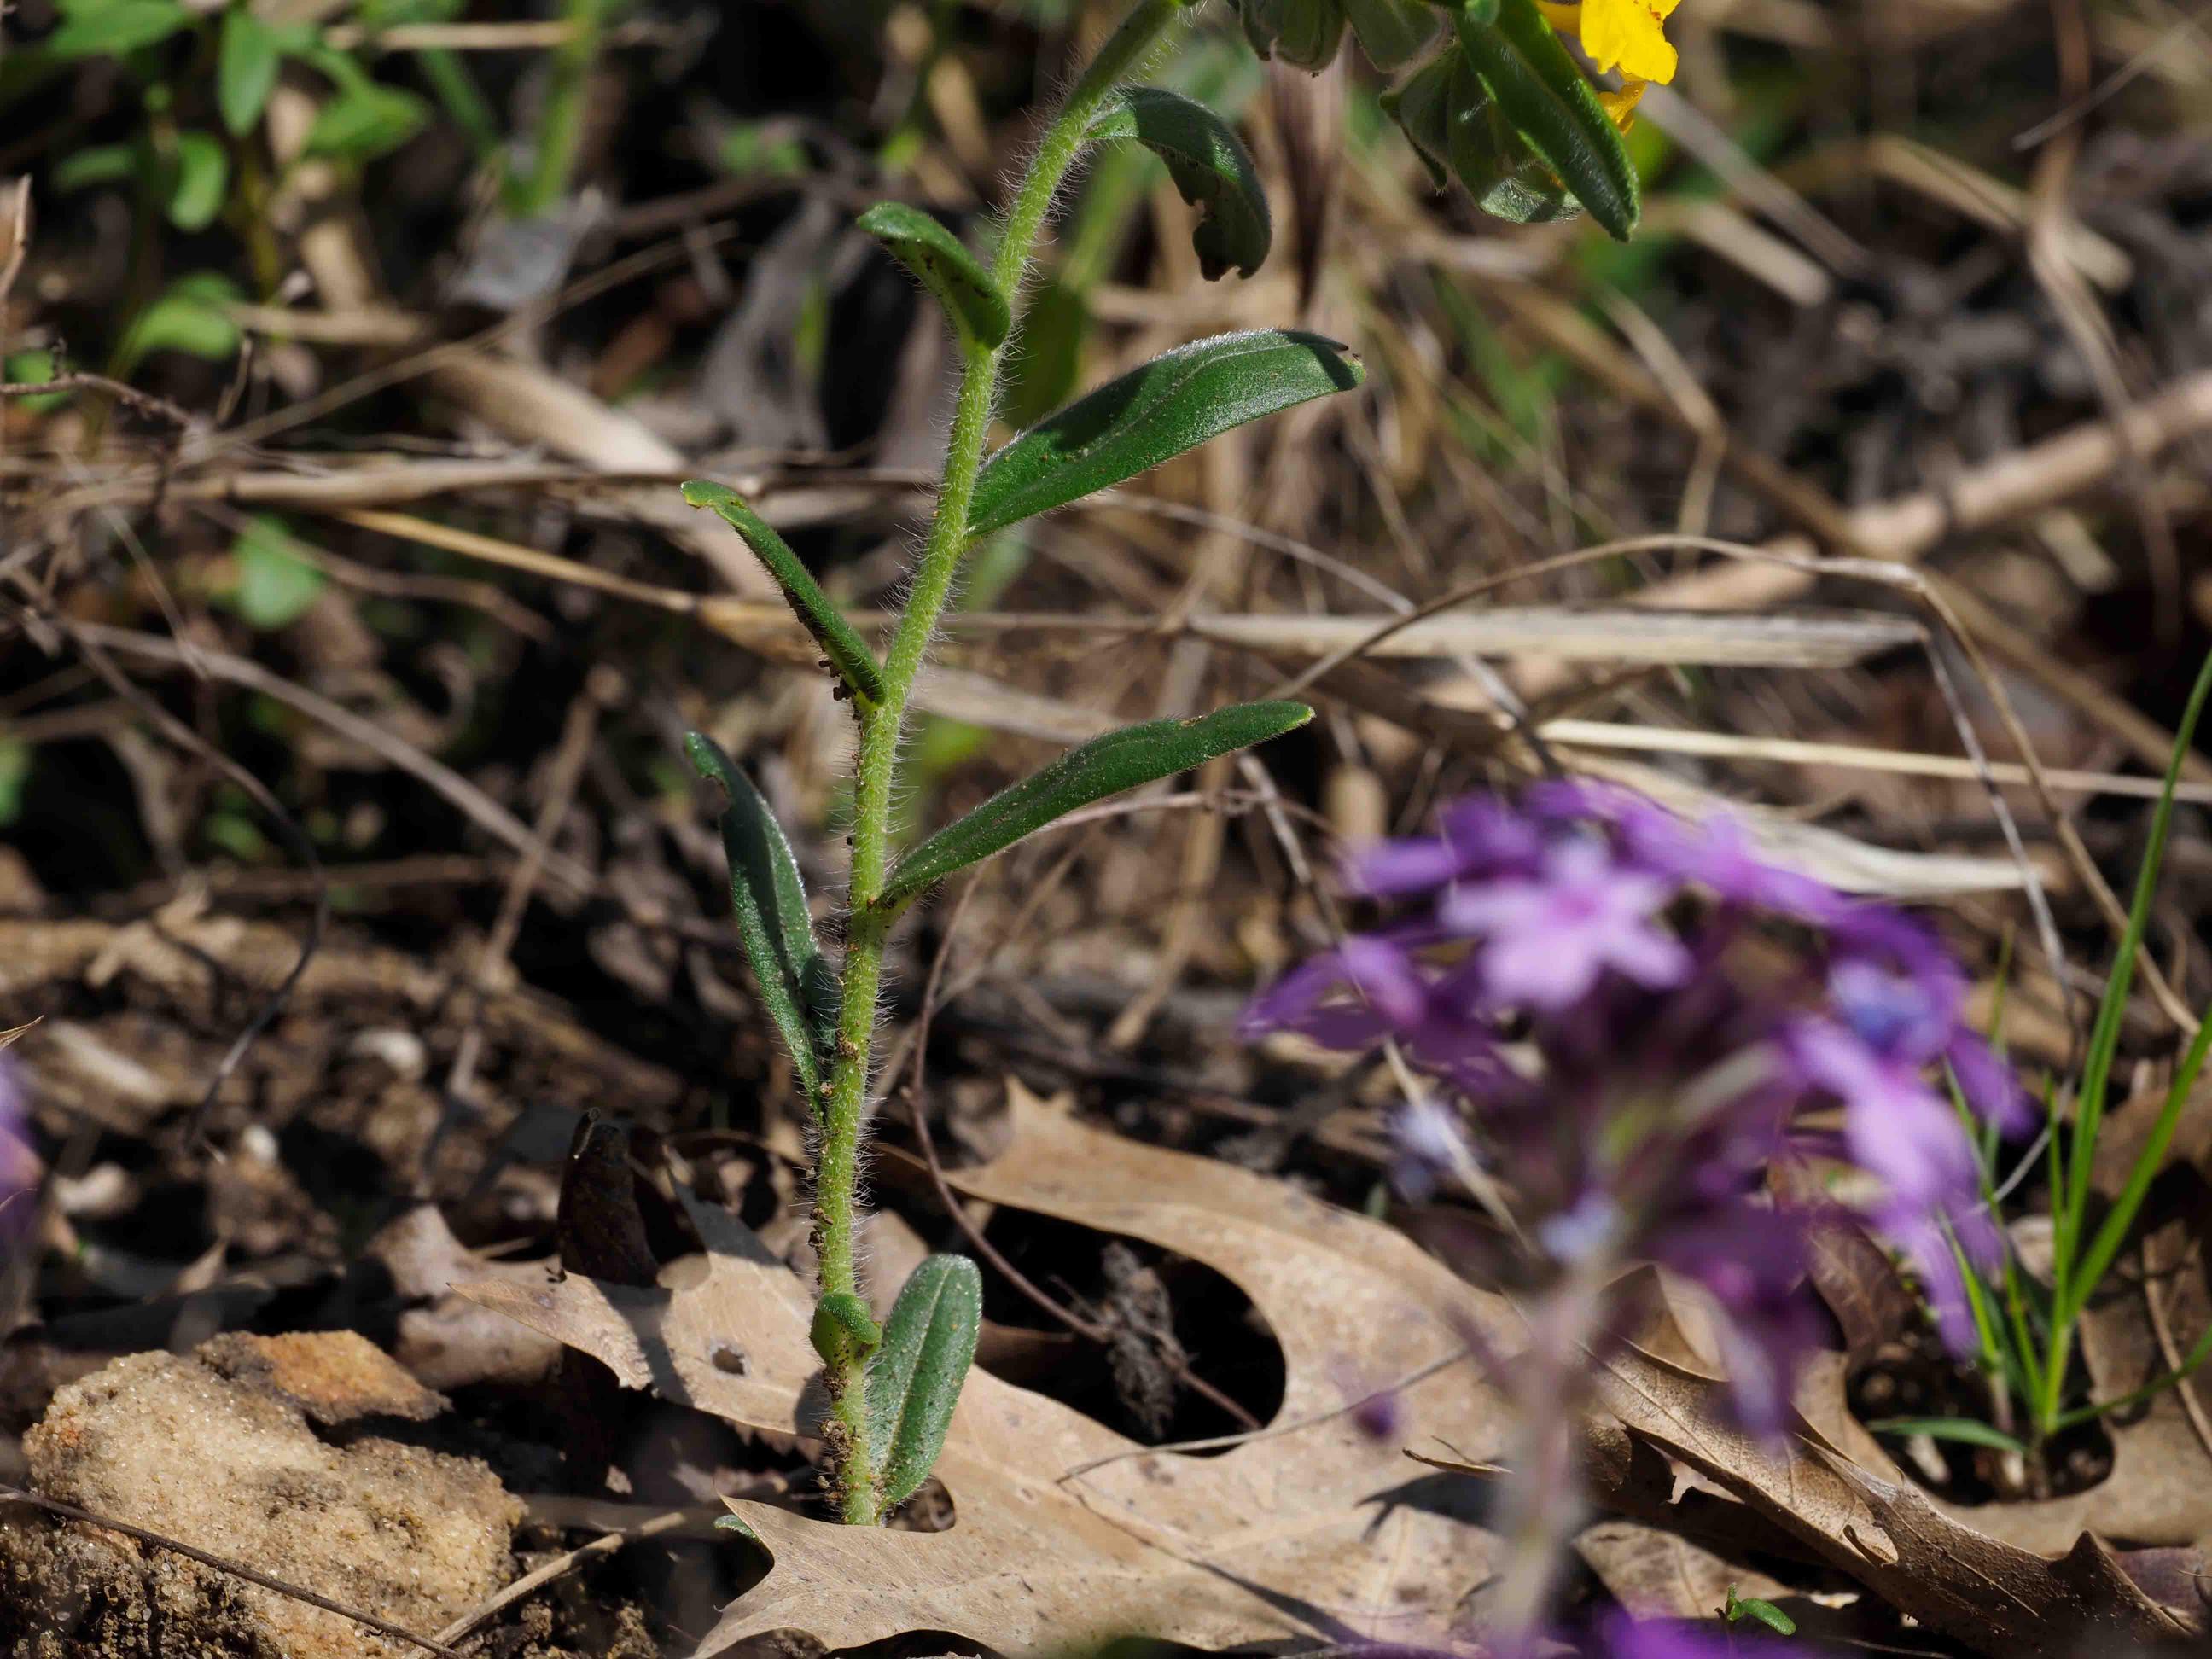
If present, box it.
[811,0,1186,1525]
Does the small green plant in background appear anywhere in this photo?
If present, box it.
[680,0,1667,1522]
[14,0,605,345]
[1721,1585,1797,1639]
[1873,646,2212,1487]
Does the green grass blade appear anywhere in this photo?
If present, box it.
[2059,643,2212,1309]
[1086,87,1271,281]
[1866,1416,2029,1456]
[878,701,1313,910]
[2053,1319,2212,1433]
[966,331,1363,539]
[2069,998,2212,1320]
[681,482,886,709]
[684,732,834,1101]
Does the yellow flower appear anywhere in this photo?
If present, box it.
[1535,0,1681,86]
[1596,78,1648,131]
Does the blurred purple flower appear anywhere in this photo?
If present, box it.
[1244,782,2020,1432]
[0,1055,38,1243]
[1594,1612,1799,1656]
[1440,836,1691,1009]
[1390,1097,1474,1202]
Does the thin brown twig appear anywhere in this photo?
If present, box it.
[2140,1231,2212,1465]
[0,372,197,431]
[0,1486,463,1658]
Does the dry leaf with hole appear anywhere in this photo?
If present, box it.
[1584,1342,2196,1653]
[466,1086,2205,1655]
[1791,1217,2212,1560]
[463,1084,1510,1654]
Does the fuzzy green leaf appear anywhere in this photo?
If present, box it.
[966,329,1362,539]
[680,481,886,709]
[1724,1590,1799,1637]
[867,1254,982,1507]
[1452,0,1639,240]
[1342,0,1437,70]
[684,732,837,1100]
[879,701,1313,910]
[856,201,1010,348]
[810,1292,883,1369]
[1238,0,1346,70]
[1086,88,1271,281]
[218,8,282,136]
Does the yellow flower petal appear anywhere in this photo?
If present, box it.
[1598,77,1648,130]
[1535,2,1582,30]
[1578,0,1679,85]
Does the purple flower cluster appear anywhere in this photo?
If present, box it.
[0,1053,38,1243]
[1244,781,2023,1428]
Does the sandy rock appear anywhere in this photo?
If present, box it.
[2,1334,522,1657]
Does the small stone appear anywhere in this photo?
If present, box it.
[1,1334,521,1656]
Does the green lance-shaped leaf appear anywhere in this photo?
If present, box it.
[966,329,1362,540]
[680,481,886,709]
[1446,52,1585,225]
[878,701,1313,911]
[1086,88,1271,282]
[866,1254,982,1507]
[810,1291,883,1370]
[1239,0,1349,70]
[1381,49,1458,193]
[856,201,1010,349]
[1342,0,1439,70]
[1451,0,1639,240]
[218,8,283,137]
[1723,1589,1799,1638]
[166,132,230,232]
[684,732,839,1100]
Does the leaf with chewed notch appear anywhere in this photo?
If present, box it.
[868,1254,982,1507]
[681,481,885,709]
[877,701,1312,911]
[684,732,836,1101]
[857,201,1010,348]
[1086,88,1270,281]
[966,330,1361,538]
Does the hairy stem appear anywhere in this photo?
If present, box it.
[812,0,1185,1523]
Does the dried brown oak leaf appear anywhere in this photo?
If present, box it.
[462,1084,1509,1654]
[1583,1344,2194,1654]
[465,1086,2192,1656]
